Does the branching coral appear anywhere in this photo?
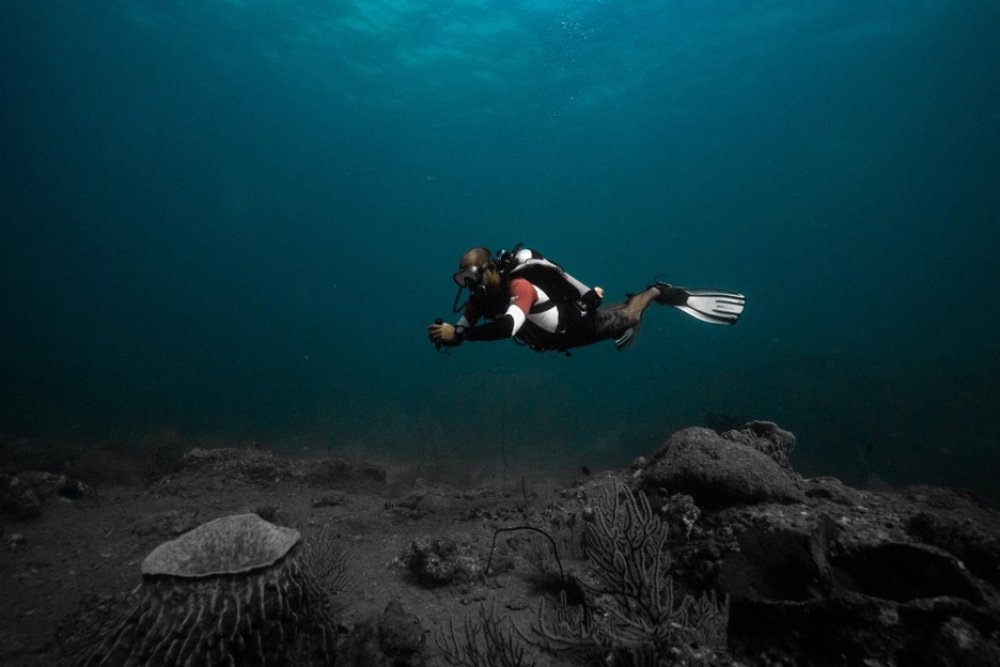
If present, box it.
[436,601,537,667]
[486,525,566,582]
[533,479,729,665]
[302,524,355,596]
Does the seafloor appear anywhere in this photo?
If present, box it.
[1,421,998,666]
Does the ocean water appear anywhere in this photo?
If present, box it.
[2,1,998,497]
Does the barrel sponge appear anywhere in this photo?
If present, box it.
[76,514,338,667]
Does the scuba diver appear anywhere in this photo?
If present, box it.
[426,244,746,354]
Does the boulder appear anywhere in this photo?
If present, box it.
[640,427,803,509]
[720,420,796,470]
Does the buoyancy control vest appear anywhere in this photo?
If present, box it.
[495,245,603,352]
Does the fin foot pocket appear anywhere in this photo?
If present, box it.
[652,282,687,306]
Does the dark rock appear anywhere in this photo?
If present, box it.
[254,506,290,525]
[305,458,387,486]
[640,427,803,509]
[833,541,988,604]
[337,603,425,667]
[305,458,352,483]
[906,511,1000,589]
[652,492,701,541]
[56,478,90,499]
[720,420,797,469]
[17,471,90,500]
[803,476,862,506]
[906,614,1000,667]
[575,422,1000,666]
[718,515,842,601]
[402,538,482,587]
[131,509,200,538]
[396,490,427,510]
[1,471,91,519]
[336,618,380,667]
[378,600,425,666]
[387,489,454,520]
[0,473,42,519]
[903,485,994,512]
[731,592,1000,667]
[665,448,1000,666]
[178,448,387,489]
[312,492,348,508]
[355,461,388,483]
[182,447,296,483]
[417,493,451,513]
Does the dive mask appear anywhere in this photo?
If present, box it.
[453,264,485,289]
[451,261,492,312]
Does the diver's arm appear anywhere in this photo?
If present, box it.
[427,313,481,347]
[460,306,526,341]
[459,280,534,342]
[429,280,534,346]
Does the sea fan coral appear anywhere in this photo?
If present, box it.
[533,480,729,665]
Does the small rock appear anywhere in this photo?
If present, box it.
[254,506,287,524]
[656,493,701,540]
[304,458,387,486]
[0,474,42,519]
[131,509,200,538]
[312,492,347,508]
[402,538,482,587]
[397,490,427,510]
[378,599,426,666]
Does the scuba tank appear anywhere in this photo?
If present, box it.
[494,243,603,352]
[495,243,603,315]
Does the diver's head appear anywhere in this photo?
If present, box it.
[453,247,500,296]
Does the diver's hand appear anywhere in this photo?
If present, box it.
[427,322,461,347]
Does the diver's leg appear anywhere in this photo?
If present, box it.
[554,286,666,351]
[561,287,661,349]
[620,286,661,327]
[592,287,661,350]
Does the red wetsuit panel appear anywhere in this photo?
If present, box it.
[508,278,537,316]
[463,277,537,323]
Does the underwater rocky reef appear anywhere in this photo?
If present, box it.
[1,421,998,666]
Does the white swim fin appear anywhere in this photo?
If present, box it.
[654,283,746,325]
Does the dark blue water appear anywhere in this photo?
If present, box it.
[2,1,998,497]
